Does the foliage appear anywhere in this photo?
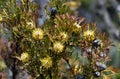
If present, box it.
[115,73,120,79]
[0,0,119,79]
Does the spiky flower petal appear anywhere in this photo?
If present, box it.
[83,30,95,42]
[32,28,44,40]
[40,56,52,69]
[53,42,64,53]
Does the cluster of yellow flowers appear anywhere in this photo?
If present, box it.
[20,51,53,69]
[0,0,114,78]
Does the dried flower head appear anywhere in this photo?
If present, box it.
[40,56,52,69]
[21,52,30,62]
[53,42,64,53]
[32,28,44,40]
[83,30,95,42]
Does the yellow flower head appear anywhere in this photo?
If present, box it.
[59,32,69,42]
[21,52,30,62]
[53,42,64,54]
[73,22,82,32]
[32,28,44,40]
[83,30,95,42]
[40,56,52,69]
[0,14,2,21]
